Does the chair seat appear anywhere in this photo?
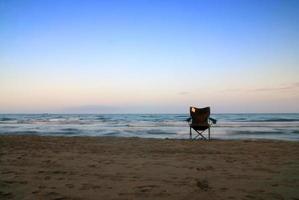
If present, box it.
[190,124,210,130]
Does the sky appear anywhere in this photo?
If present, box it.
[0,0,299,113]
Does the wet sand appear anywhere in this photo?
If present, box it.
[0,135,299,200]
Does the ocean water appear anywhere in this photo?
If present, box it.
[0,114,299,141]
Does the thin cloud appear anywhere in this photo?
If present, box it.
[223,82,299,93]
[61,105,120,114]
[178,91,190,95]
[293,82,299,87]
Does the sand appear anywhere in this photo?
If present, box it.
[0,135,299,200]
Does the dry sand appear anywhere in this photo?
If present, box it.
[0,135,299,200]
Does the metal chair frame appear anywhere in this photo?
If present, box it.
[189,126,210,140]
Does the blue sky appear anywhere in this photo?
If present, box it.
[0,0,298,113]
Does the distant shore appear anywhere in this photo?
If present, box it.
[1,135,299,199]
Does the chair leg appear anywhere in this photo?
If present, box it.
[195,130,207,140]
[190,128,211,141]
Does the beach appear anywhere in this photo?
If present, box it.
[0,136,299,200]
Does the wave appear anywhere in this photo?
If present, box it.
[146,129,176,135]
[0,131,38,135]
[0,129,84,136]
[51,131,82,135]
[229,130,283,135]
[0,113,299,140]
[0,117,16,121]
[237,119,299,122]
[103,131,120,136]
[60,128,81,132]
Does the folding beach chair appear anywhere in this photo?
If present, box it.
[186,106,217,140]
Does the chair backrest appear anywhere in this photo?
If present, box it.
[190,106,210,125]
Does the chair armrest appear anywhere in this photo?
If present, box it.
[209,117,217,124]
[186,117,192,122]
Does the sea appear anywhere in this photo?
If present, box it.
[0,113,299,141]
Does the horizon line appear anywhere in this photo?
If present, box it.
[1,112,299,115]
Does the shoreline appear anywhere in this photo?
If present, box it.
[1,133,299,142]
[1,135,299,199]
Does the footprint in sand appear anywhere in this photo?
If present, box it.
[65,184,74,189]
[38,185,46,189]
[46,191,66,200]
[196,179,210,191]
[137,185,158,193]
[0,191,14,198]
[79,183,101,190]
[196,166,214,171]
